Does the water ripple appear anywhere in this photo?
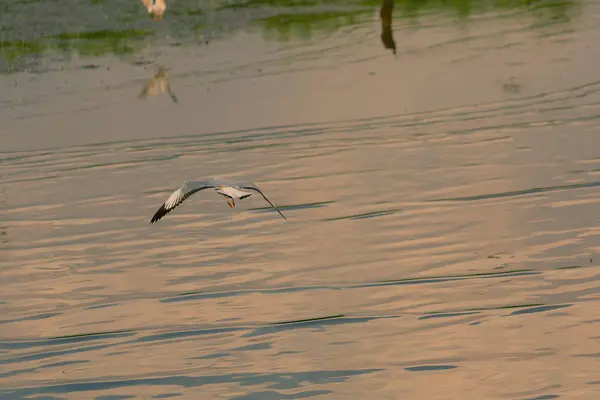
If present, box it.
[2,1,600,398]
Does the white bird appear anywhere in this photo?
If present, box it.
[140,0,166,21]
[150,178,288,223]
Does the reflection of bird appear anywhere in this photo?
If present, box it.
[140,0,166,21]
[502,76,522,94]
[380,0,396,55]
[138,66,178,103]
[150,178,288,223]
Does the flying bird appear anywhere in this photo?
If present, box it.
[150,178,288,223]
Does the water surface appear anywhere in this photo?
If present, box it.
[1,0,600,399]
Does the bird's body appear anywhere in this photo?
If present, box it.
[150,178,287,223]
[216,186,253,208]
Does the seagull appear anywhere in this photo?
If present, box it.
[140,0,166,21]
[150,178,288,223]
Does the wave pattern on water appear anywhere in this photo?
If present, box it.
[2,72,600,396]
[2,2,600,399]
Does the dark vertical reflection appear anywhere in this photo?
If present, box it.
[138,66,178,103]
[0,189,7,244]
[380,0,396,55]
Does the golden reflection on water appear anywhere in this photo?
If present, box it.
[1,0,600,399]
[138,66,178,103]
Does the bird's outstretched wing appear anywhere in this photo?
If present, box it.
[150,180,219,223]
[241,183,288,221]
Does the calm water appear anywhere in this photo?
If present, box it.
[1,0,600,399]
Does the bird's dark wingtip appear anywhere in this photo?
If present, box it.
[277,210,288,221]
[150,205,167,224]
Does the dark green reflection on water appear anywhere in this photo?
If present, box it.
[53,29,152,57]
[0,0,582,71]
[246,0,580,41]
[1,29,152,70]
